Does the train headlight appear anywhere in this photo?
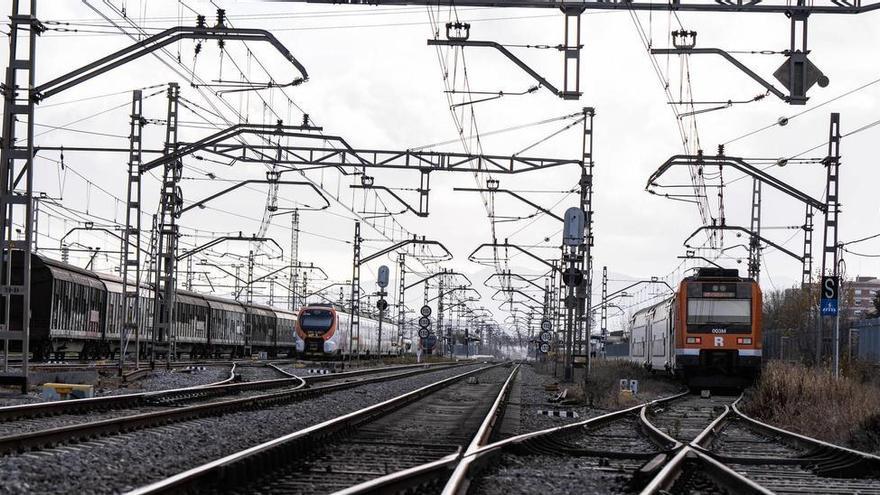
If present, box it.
[686,337,702,344]
[736,337,753,345]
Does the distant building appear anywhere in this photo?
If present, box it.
[849,276,880,319]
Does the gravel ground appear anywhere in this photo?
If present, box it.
[233,364,290,382]
[99,366,232,396]
[0,392,46,407]
[0,363,490,494]
[471,454,640,494]
[514,364,609,435]
[512,363,682,436]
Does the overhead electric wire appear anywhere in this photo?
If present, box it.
[410,111,584,151]
[626,7,714,247]
[723,73,880,146]
[91,0,422,261]
[31,87,165,140]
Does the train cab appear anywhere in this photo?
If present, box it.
[675,267,762,387]
[295,304,338,357]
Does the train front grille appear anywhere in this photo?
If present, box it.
[305,338,324,354]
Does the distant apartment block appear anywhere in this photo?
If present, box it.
[850,276,880,319]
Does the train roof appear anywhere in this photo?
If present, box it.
[201,293,245,313]
[685,266,753,282]
[630,295,674,320]
[35,254,105,290]
[176,289,209,307]
[31,253,296,317]
[273,307,298,318]
[245,303,276,318]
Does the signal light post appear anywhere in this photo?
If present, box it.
[562,207,585,382]
[376,265,390,356]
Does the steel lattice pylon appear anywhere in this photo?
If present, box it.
[119,89,145,371]
[0,0,38,392]
[151,83,182,363]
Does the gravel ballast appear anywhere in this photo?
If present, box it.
[471,454,640,495]
[233,363,290,382]
[0,363,490,494]
[100,366,232,396]
[510,362,681,436]
[513,364,609,435]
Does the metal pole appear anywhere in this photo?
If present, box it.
[120,89,143,373]
[289,210,299,311]
[564,251,576,381]
[0,0,38,393]
[580,108,595,386]
[377,305,384,356]
[151,83,181,367]
[349,222,361,367]
[835,256,844,378]
[397,253,406,350]
[818,113,841,366]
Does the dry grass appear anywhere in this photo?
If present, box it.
[585,360,680,409]
[743,361,880,447]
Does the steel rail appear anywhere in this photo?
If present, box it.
[0,361,456,427]
[429,392,754,494]
[640,446,774,495]
[442,363,521,494]
[12,357,298,373]
[638,395,773,495]
[0,362,469,455]
[430,390,689,495]
[638,403,684,450]
[0,362,236,421]
[335,364,523,495]
[731,398,880,465]
[125,363,506,495]
[642,393,880,493]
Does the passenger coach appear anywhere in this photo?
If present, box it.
[629,267,762,387]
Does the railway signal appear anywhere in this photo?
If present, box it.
[377,266,390,289]
[376,265,390,355]
[418,313,432,341]
[820,275,839,316]
[563,208,585,247]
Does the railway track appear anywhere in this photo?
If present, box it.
[4,357,296,373]
[682,399,880,494]
[125,362,519,494]
[395,391,880,495]
[0,361,463,455]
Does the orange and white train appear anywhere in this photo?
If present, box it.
[628,267,762,387]
[295,304,412,359]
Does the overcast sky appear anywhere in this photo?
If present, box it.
[6,0,880,335]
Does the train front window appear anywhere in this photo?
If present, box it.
[687,299,751,325]
[300,310,333,334]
